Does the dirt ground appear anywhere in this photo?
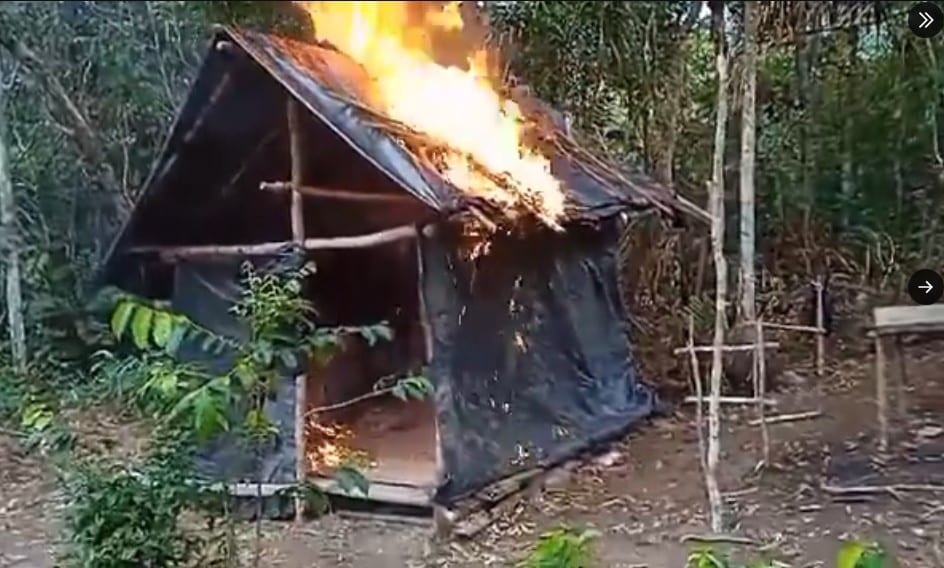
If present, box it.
[3,338,944,568]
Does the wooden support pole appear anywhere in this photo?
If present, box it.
[754,319,769,464]
[288,101,305,244]
[260,181,418,204]
[895,335,908,417]
[687,317,708,475]
[814,278,825,376]
[126,225,419,259]
[287,97,307,524]
[183,73,233,145]
[875,334,888,453]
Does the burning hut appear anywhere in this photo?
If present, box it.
[100,4,705,515]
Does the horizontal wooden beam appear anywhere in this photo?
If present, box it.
[127,224,418,260]
[683,396,777,406]
[762,321,825,334]
[671,342,780,355]
[229,477,433,507]
[260,181,417,204]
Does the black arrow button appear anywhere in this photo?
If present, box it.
[909,2,944,38]
[908,269,944,305]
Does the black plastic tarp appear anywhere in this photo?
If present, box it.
[421,220,654,503]
[171,251,303,485]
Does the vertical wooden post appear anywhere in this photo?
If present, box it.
[287,98,308,523]
[814,278,825,377]
[417,233,451,540]
[687,316,707,474]
[895,335,908,417]
[754,318,769,464]
[875,334,888,453]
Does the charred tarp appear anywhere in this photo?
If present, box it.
[100,26,703,507]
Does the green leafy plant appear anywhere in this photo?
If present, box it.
[837,541,888,568]
[61,444,203,568]
[685,540,890,568]
[687,546,731,568]
[71,263,417,566]
[521,526,600,568]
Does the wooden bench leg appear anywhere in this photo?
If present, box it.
[895,335,908,417]
[875,335,888,453]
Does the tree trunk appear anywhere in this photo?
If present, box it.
[0,37,129,212]
[706,0,728,534]
[794,32,815,241]
[738,0,757,325]
[0,77,26,372]
[839,28,858,232]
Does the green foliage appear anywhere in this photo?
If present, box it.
[837,541,888,568]
[685,541,890,568]
[105,264,394,449]
[334,464,370,497]
[520,527,600,568]
[0,368,74,454]
[110,298,223,357]
[390,374,433,401]
[60,446,203,568]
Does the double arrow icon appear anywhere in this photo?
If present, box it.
[910,3,943,38]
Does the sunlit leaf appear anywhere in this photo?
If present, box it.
[192,388,228,441]
[130,305,154,350]
[151,311,174,348]
[111,301,135,340]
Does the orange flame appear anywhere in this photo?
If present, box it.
[295,1,566,229]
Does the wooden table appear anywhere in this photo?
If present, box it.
[871,304,944,452]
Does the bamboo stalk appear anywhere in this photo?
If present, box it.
[127,225,419,259]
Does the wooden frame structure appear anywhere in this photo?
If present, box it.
[870,304,944,452]
[124,94,440,518]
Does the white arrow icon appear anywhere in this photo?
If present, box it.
[920,11,934,29]
[920,280,935,294]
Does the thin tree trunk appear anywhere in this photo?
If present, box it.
[794,33,814,240]
[839,28,858,232]
[738,0,757,325]
[0,76,26,373]
[706,0,728,534]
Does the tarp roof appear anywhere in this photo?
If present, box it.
[101,26,707,275]
[221,26,707,221]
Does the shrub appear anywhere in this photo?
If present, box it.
[60,444,202,568]
[521,526,600,568]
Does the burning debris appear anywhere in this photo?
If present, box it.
[306,419,370,472]
[294,1,567,233]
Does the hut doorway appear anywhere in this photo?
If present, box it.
[301,239,438,492]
